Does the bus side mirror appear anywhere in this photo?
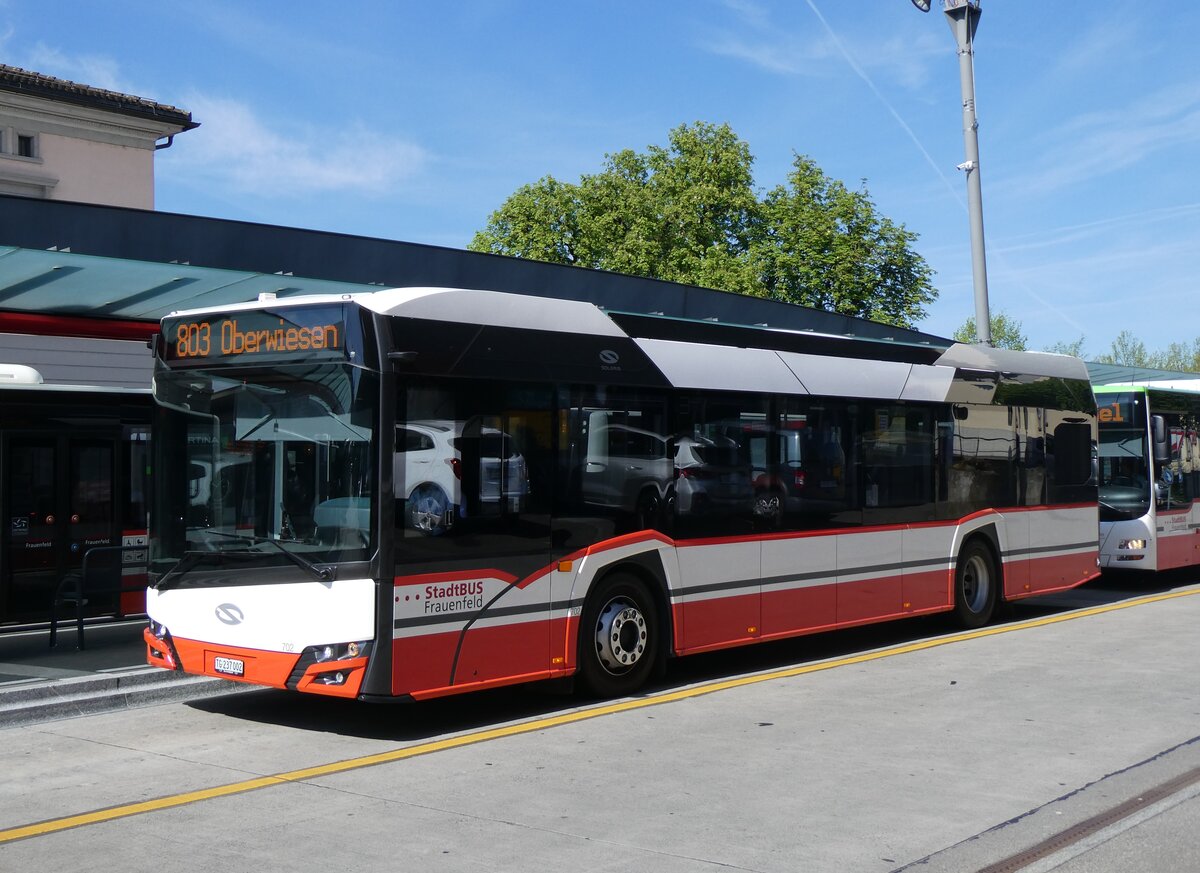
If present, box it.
[1152,415,1170,463]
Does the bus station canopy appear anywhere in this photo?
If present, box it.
[1086,362,1200,387]
[0,195,953,347]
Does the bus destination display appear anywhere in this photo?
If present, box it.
[164,306,347,363]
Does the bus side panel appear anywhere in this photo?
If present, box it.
[760,533,836,637]
[901,523,956,613]
[1156,505,1200,570]
[392,621,558,696]
[452,591,552,686]
[1019,506,1099,595]
[836,529,903,624]
[446,620,554,686]
[392,570,550,695]
[675,540,760,652]
[997,510,1030,599]
[391,630,457,696]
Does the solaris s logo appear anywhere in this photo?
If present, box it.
[214,603,245,625]
[599,349,621,370]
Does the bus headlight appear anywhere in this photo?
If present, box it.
[308,641,370,663]
[1118,539,1146,550]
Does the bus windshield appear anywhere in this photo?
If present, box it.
[1096,424,1151,522]
[150,361,377,581]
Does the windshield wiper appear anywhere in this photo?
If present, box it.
[152,550,215,592]
[258,536,334,583]
[186,529,333,583]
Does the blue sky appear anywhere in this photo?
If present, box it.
[7,1,1199,354]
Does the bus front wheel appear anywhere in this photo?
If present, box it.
[578,573,659,698]
[954,539,997,629]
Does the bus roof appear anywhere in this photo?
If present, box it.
[1094,381,1200,396]
[165,286,1092,394]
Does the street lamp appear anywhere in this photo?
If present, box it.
[912,0,992,346]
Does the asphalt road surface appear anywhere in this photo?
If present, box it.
[2,572,1198,872]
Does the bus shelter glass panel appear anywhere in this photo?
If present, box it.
[4,439,57,618]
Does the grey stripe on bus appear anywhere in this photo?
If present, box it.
[393,538,1099,630]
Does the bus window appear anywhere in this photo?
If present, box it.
[570,391,671,536]
[947,404,1015,513]
[395,380,552,566]
[858,403,936,515]
[673,394,762,537]
[761,398,852,531]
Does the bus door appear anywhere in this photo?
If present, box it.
[393,380,554,693]
[2,434,120,623]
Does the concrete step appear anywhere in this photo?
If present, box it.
[0,668,250,727]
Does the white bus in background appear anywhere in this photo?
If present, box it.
[1094,381,1200,571]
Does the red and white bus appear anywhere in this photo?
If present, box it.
[145,287,1099,700]
[1094,381,1200,571]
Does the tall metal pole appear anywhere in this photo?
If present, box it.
[944,0,992,345]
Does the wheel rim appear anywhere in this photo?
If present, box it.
[594,596,648,675]
[962,553,991,613]
[411,487,445,532]
[755,493,781,518]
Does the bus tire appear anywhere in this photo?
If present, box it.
[953,539,997,629]
[578,573,659,698]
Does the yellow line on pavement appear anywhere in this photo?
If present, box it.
[3,586,1197,844]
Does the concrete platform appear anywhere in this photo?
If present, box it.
[0,620,241,727]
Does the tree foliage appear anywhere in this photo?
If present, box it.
[952,311,1028,350]
[1044,336,1087,358]
[1094,331,1200,372]
[470,122,937,329]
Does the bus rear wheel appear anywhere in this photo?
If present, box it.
[578,573,659,698]
[954,539,997,629]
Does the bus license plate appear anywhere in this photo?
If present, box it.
[213,656,244,676]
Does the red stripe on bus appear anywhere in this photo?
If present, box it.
[395,569,518,587]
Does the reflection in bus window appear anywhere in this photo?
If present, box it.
[674,395,761,536]
[395,381,552,567]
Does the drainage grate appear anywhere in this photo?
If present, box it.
[977,765,1200,873]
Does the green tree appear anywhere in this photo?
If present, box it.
[753,157,934,325]
[1044,336,1087,357]
[1150,338,1200,372]
[470,122,937,329]
[952,311,1028,350]
[1095,330,1150,367]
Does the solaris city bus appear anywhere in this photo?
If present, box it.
[144,287,1099,700]
[1094,381,1200,571]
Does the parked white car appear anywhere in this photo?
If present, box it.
[396,420,529,534]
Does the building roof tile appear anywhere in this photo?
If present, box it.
[0,64,197,130]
